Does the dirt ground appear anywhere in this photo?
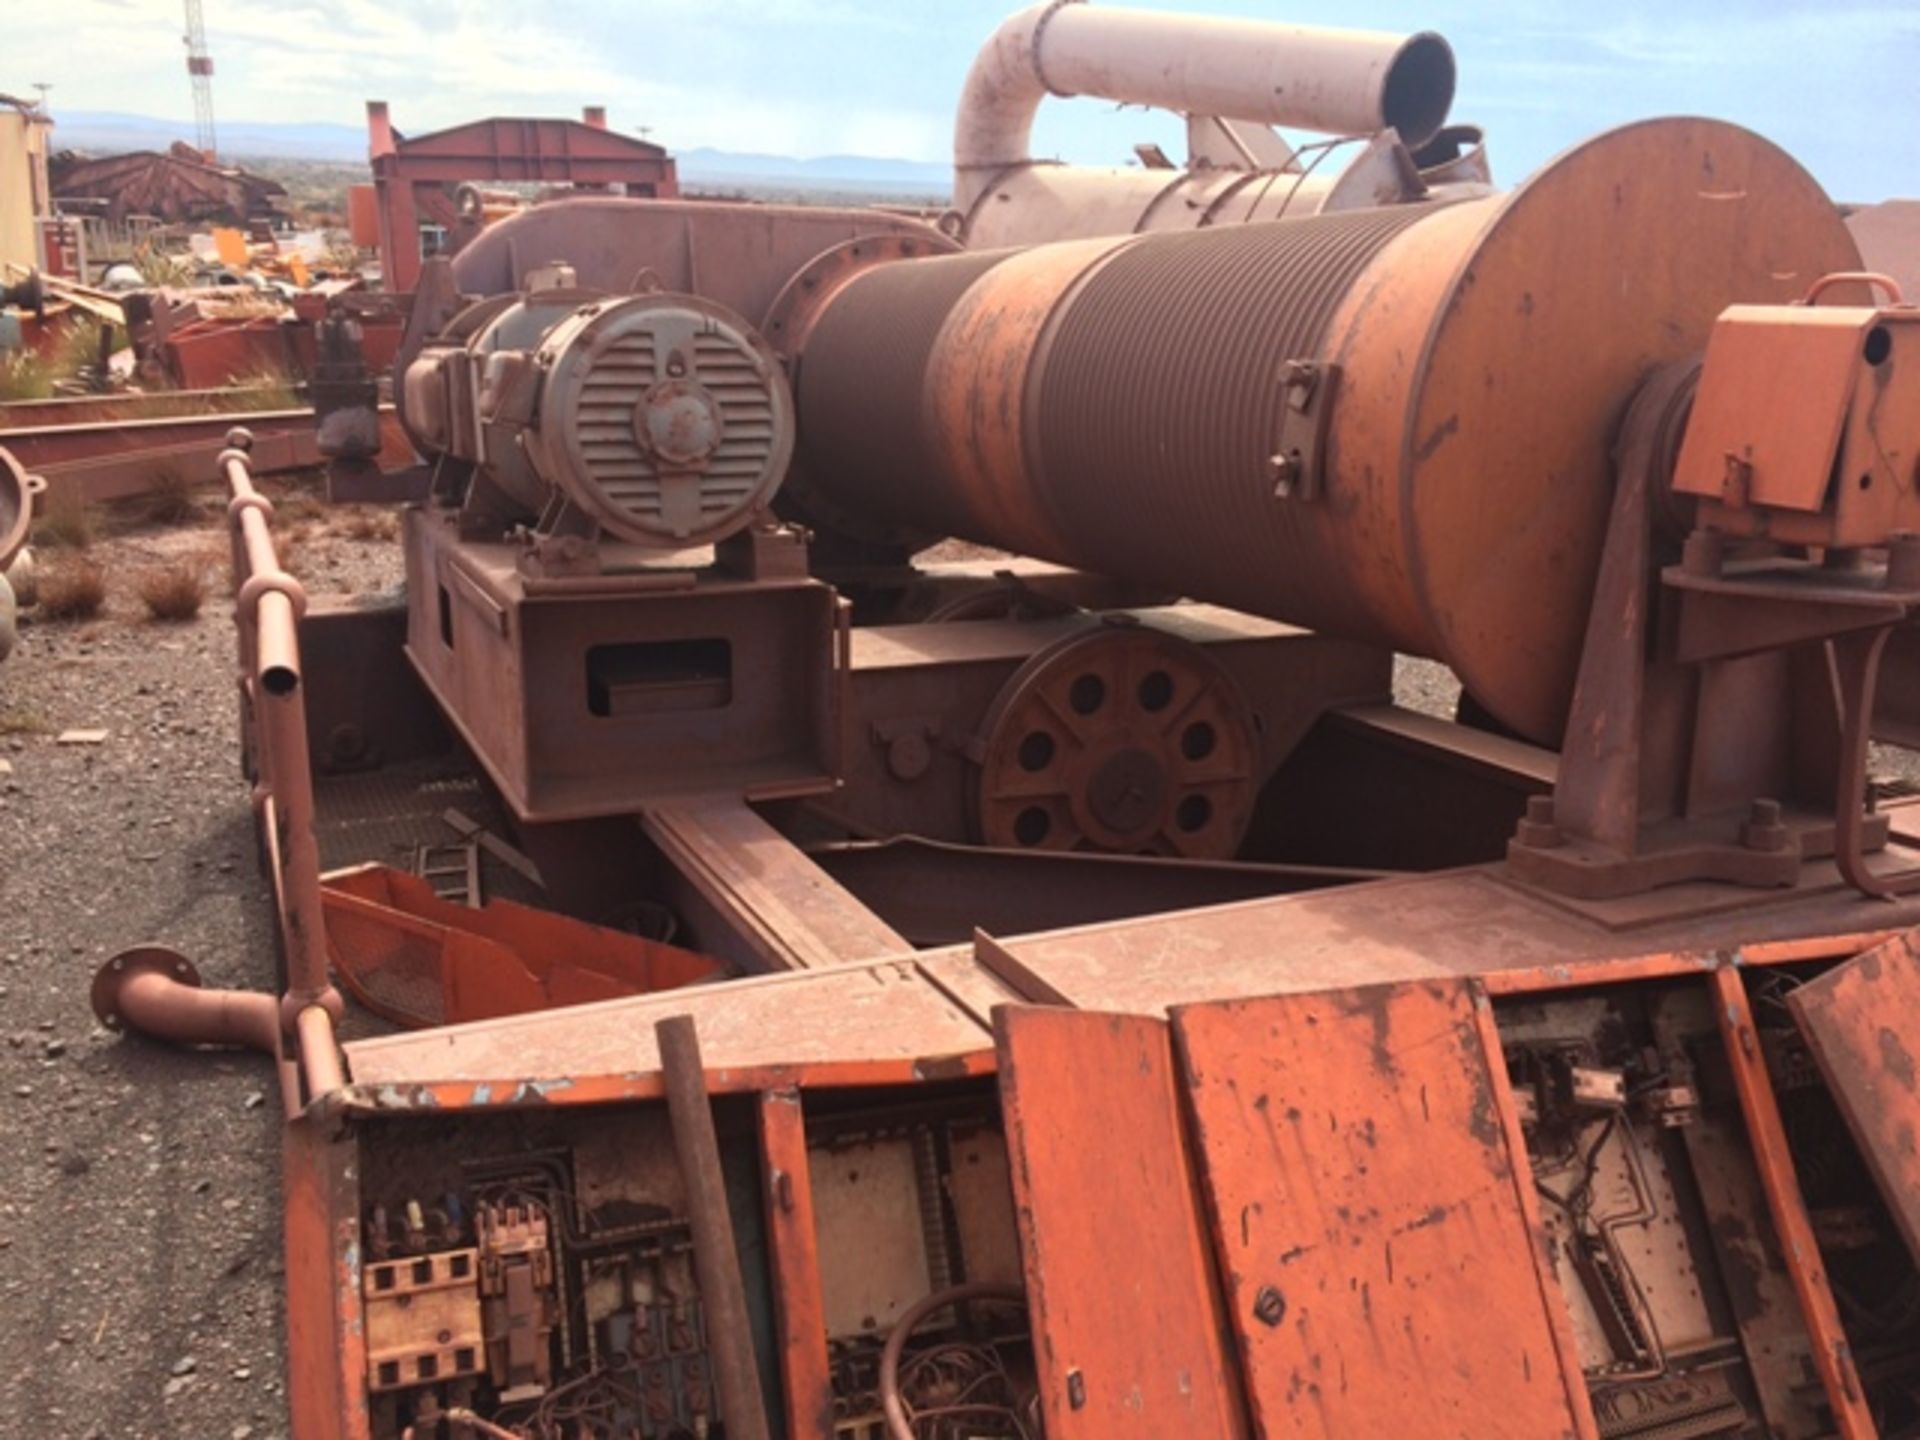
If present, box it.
[0,483,400,1440]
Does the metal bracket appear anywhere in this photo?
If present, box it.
[1270,359,1340,501]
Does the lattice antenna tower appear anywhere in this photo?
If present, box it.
[183,0,217,159]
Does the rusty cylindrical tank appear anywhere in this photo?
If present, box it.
[792,119,1861,743]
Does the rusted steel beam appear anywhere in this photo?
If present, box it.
[657,1015,773,1440]
[0,385,306,429]
[811,835,1381,947]
[0,406,319,471]
[643,796,910,972]
[1,403,401,506]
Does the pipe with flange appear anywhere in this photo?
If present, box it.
[91,947,348,1102]
[91,948,282,1054]
[796,118,1863,745]
[953,0,1456,213]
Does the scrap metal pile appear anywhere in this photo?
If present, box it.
[22,3,1920,1438]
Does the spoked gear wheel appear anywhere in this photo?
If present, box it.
[969,620,1258,857]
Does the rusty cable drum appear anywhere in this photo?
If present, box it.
[794,118,1862,743]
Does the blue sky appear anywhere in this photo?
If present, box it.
[9,0,1917,199]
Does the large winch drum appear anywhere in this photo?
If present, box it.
[793,118,1862,743]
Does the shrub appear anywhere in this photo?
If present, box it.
[144,463,204,525]
[36,557,108,619]
[137,561,207,621]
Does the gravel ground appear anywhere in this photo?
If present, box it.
[0,484,399,1440]
[1393,654,1461,721]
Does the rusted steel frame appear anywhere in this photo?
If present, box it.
[0,405,322,471]
[1741,931,1906,964]
[337,1051,1002,1116]
[809,836,1382,947]
[0,384,310,429]
[285,1118,375,1440]
[1710,964,1876,1436]
[1467,984,1604,1439]
[756,1090,833,1440]
[1477,929,1905,996]
[656,1016,773,1440]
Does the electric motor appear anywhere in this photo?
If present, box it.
[405,287,795,548]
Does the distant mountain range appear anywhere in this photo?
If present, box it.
[48,110,952,196]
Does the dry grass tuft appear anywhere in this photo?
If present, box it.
[339,507,398,543]
[274,490,328,526]
[0,348,53,403]
[137,561,208,622]
[225,362,303,413]
[143,463,205,525]
[36,557,108,620]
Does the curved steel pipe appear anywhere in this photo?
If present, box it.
[93,948,349,1103]
[93,950,281,1054]
[954,1,1455,210]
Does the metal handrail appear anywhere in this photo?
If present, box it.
[93,427,347,1113]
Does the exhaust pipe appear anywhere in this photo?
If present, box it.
[954,1,1456,211]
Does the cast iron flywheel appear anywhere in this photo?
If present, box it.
[969,622,1257,858]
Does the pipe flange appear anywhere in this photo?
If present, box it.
[763,232,962,363]
[1028,0,1082,98]
[92,946,201,1032]
[765,233,962,553]
[237,569,309,622]
[227,491,274,524]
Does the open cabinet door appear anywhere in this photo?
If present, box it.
[995,981,1594,1440]
[1790,927,1920,1262]
[1171,981,1592,1439]
[996,1006,1252,1439]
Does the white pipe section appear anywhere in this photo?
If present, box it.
[954,0,1455,211]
